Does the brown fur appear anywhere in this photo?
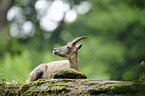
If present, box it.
[26,36,87,83]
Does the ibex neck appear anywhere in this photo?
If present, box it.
[68,52,80,71]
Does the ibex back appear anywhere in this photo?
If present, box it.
[26,36,87,83]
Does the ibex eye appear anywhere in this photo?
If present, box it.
[67,46,71,49]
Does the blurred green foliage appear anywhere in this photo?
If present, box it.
[0,0,145,83]
[138,61,145,83]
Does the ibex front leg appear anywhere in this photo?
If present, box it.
[26,36,87,83]
[53,36,87,71]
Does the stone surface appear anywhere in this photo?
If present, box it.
[50,68,87,79]
[0,69,144,95]
[1,79,143,96]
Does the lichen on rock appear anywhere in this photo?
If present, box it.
[0,79,144,95]
[0,70,144,96]
[50,68,87,79]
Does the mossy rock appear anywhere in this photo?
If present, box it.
[0,82,21,96]
[50,68,87,79]
[1,79,144,95]
[19,79,72,95]
[19,79,142,95]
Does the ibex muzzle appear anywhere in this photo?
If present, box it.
[53,36,87,58]
[26,36,87,83]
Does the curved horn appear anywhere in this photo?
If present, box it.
[71,36,87,46]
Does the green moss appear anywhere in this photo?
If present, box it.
[22,90,40,96]
[78,88,88,95]
[110,84,141,95]
[0,82,21,96]
[8,79,141,95]
[50,68,87,79]
[19,80,71,95]
[0,83,5,94]
[36,79,47,82]
[21,84,70,95]
[87,84,138,95]
[20,81,36,92]
[62,79,76,82]
[81,80,89,83]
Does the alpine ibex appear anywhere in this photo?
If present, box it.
[26,36,87,83]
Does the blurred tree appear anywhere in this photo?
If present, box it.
[0,0,145,82]
[0,0,15,32]
[127,0,145,9]
[66,0,145,80]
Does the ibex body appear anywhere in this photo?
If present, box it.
[26,36,87,83]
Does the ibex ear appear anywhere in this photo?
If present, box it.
[74,44,83,52]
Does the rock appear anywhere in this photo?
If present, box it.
[0,81,21,96]
[3,80,19,85]
[21,79,145,95]
[0,68,144,96]
[50,68,87,79]
[0,79,144,95]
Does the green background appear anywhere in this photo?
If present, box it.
[0,0,145,83]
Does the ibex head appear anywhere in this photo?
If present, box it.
[53,36,87,58]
